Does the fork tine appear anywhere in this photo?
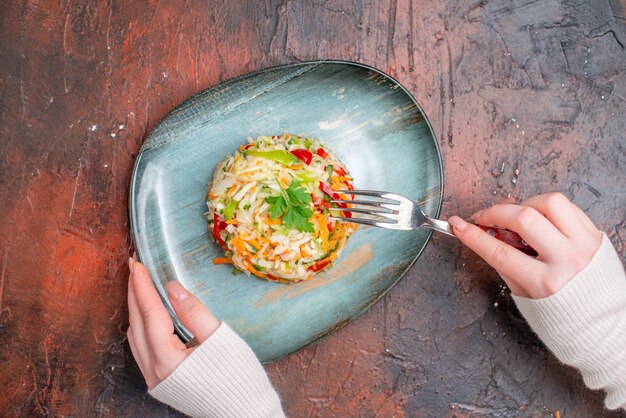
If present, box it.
[331,208,400,221]
[330,199,391,208]
[335,189,384,197]
[336,190,403,202]
[328,207,398,216]
[329,216,397,227]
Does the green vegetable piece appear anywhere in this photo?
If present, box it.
[326,165,334,183]
[244,242,258,254]
[294,170,317,184]
[231,267,242,276]
[285,180,312,205]
[252,263,265,272]
[264,180,314,232]
[266,194,287,220]
[242,150,298,166]
[223,199,238,220]
[283,204,314,233]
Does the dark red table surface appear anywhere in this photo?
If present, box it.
[1,1,625,417]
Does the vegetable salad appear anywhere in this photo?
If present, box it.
[206,134,356,282]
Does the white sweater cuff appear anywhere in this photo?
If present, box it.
[513,233,626,410]
[149,323,285,418]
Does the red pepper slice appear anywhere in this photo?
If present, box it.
[315,148,329,158]
[334,166,346,177]
[243,143,254,150]
[318,181,336,198]
[308,258,332,272]
[290,149,313,165]
[311,194,331,209]
[318,182,352,218]
[267,274,281,282]
[212,212,226,247]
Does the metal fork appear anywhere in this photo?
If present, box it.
[329,189,537,256]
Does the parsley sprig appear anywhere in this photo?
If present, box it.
[265,180,314,232]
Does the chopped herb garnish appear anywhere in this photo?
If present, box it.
[265,180,314,232]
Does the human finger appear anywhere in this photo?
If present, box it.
[127,326,152,382]
[449,216,545,290]
[127,258,147,344]
[127,258,157,386]
[572,204,602,240]
[127,259,155,371]
[520,193,598,242]
[166,280,221,343]
[130,261,176,345]
[470,204,568,260]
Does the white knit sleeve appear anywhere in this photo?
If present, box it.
[149,323,285,418]
[513,233,626,410]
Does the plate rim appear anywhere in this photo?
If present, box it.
[128,60,444,362]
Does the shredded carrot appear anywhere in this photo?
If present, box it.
[244,260,266,278]
[213,257,232,265]
[227,184,239,198]
[225,219,238,225]
[300,244,310,257]
[247,239,262,251]
[209,193,217,200]
[252,271,266,279]
[231,236,248,254]
[314,213,328,251]
[264,217,282,225]
[336,176,353,181]
[291,164,303,170]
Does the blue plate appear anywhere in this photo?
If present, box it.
[129,61,443,363]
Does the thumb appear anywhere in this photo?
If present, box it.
[166,280,221,343]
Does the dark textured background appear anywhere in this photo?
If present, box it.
[1,0,625,416]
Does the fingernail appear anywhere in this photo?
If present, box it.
[167,281,190,303]
[132,251,137,261]
[448,216,468,232]
[128,257,135,274]
[470,210,483,221]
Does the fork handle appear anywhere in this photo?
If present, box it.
[477,225,538,257]
[424,217,537,256]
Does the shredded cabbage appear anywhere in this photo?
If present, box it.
[206,134,356,282]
